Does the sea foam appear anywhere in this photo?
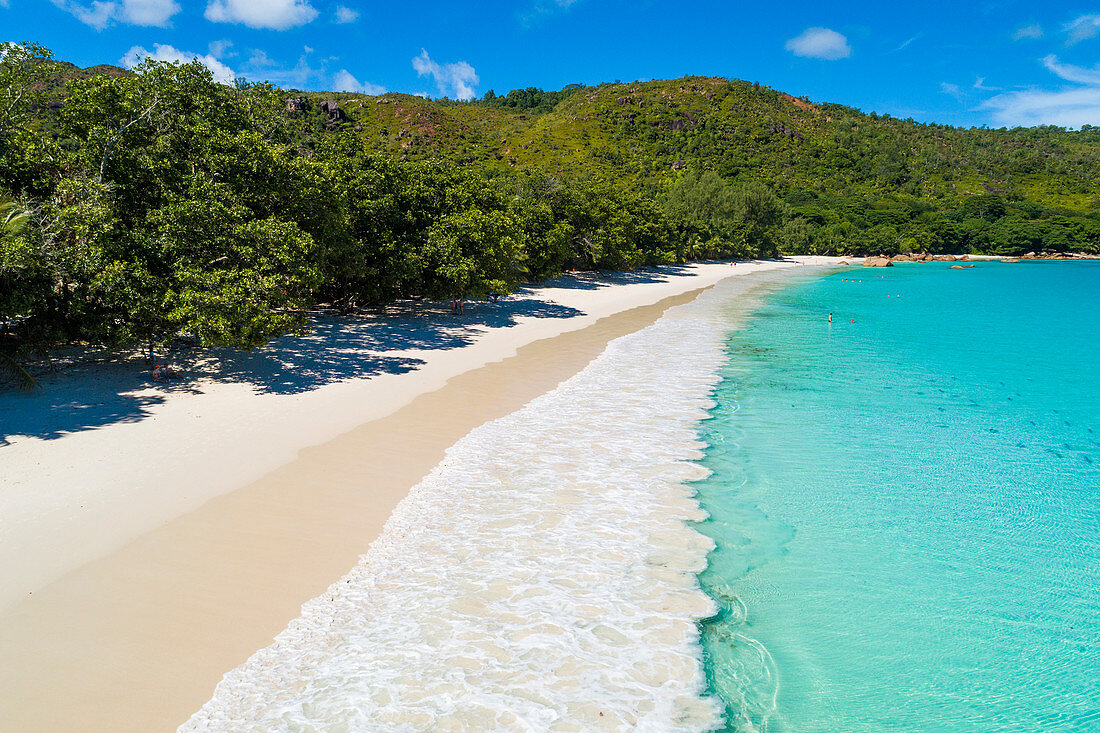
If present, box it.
[182,276,773,732]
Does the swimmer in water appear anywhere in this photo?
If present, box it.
[828,313,833,323]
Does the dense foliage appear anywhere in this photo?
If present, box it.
[479,85,582,114]
[2,43,1098,360]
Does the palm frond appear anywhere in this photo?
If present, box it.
[0,352,41,392]
[0,201,29,238]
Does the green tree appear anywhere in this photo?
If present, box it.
[52,59,325,349]
[423,207,525,302]
[661,170,738,245]
[732,183,787,258]
[0,42,62,196]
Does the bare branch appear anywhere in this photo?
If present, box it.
[97,95,161,184]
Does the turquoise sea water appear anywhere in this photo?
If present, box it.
[695,261,1100,732]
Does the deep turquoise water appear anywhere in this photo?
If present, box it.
[695,261,1100,732]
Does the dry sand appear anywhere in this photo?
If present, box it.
[0,258,834,732]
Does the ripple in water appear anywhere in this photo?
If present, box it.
[694,261,1100,732]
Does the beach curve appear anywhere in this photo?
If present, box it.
[0,258,837,732]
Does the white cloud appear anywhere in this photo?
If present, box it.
[519,0,582,25]
[981,55,1100,128]
[983,87,1100,127]
[1065,14,1100,45]
[1042,55,1100,86]
[785,27,851,60]
[121,0,179,24]
[894,35,919,52]
[120,43,236,85]
[204,0,318,30]
[940,82,964,102]
[412,49,478,100]
[240,48,327,88]
[334,5,358,23]
[70,1,115,28]
[1013,23,1043,40]
[973,77,1002,91]
[333,69,384,95]
[208,39,234,59]
[248,49,276,67]
[50,0,180,29]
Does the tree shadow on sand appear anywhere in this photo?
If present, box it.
[191,297,581,396]
[543,265,700,290]
[0,383,167,446]
[0,296,582,443]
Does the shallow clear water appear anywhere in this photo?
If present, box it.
[695,261,1100,732]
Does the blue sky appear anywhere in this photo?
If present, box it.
[4,0,1100,128]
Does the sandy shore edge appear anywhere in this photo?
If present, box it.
[0,258,839,732]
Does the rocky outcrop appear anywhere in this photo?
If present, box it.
[320,99,347,128]
[285,96,310,113]
[891,253,982,263]
[863,256,893,267]
[1016,251,1100,260]
[765,122,804,141]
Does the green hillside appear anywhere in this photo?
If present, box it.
[297,76,1100,210]
[279,74,1100,255]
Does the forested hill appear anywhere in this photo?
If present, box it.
[298,77,1100,209]
[1,43,1098,362]
[280,80,1098,257]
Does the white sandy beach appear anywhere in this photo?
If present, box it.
[0,257,839,732]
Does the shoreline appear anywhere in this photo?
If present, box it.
[0,258,839,732]
[182,266,814,731]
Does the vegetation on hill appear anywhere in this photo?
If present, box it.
[1,41,1098,362]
